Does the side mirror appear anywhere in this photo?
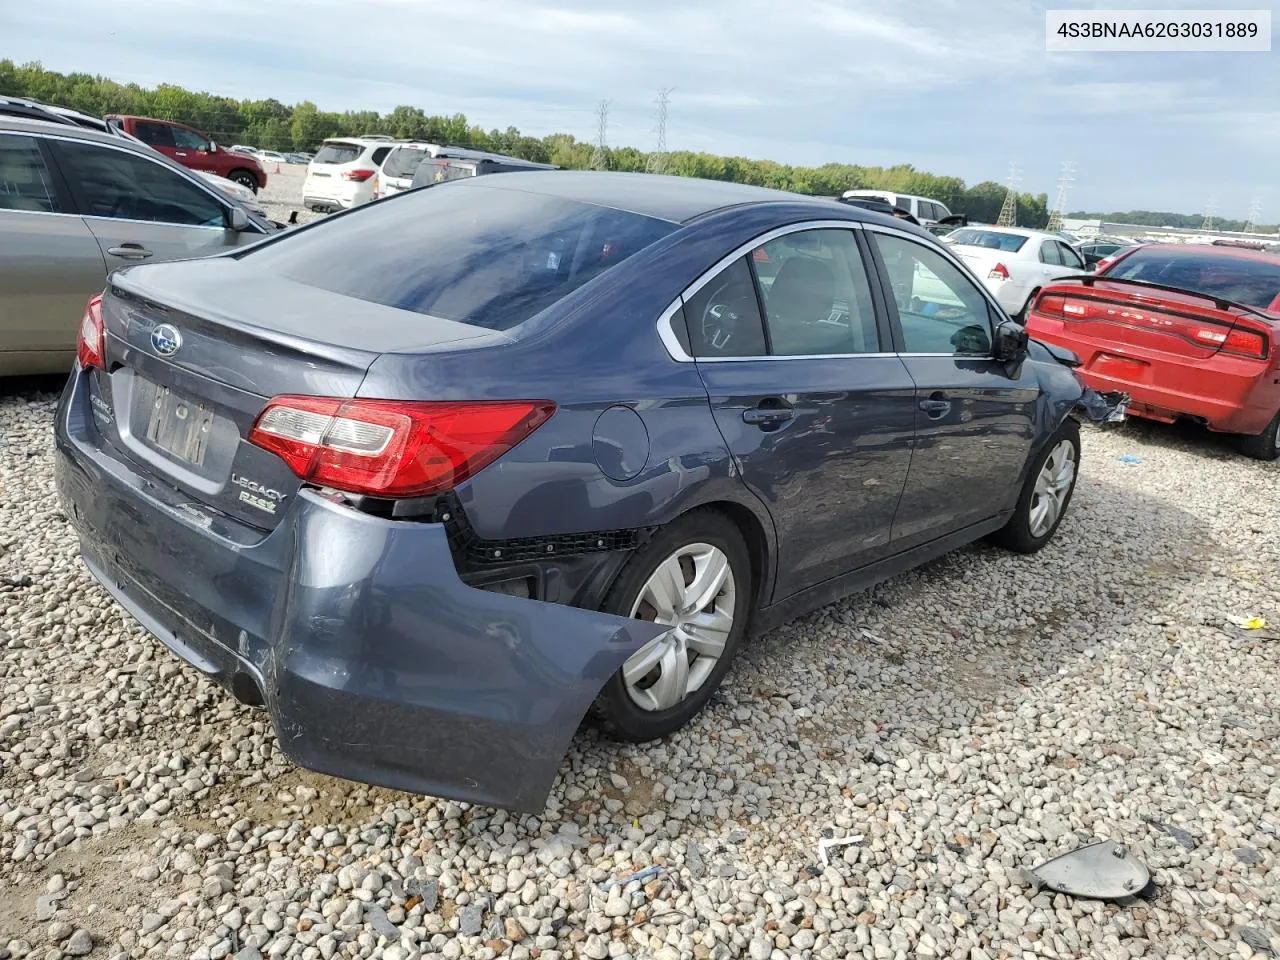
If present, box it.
[993,318,1029,362]
[227,206,250,232]
[1084,261,1097,273]
[205,141,216,153]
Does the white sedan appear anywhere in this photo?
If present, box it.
[943,226,1089,317]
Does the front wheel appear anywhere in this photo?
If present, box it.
[595,510,752,742]
[992,418,1081,553]
[228,169,259,193]
[1238,409,1280,461]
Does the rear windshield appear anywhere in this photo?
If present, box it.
[1106,247,1280,310]
[243,182,676,331]
[413,158,479,186]
[382,147,429,179]
[947,228,1029,252]
[312,143,362,164]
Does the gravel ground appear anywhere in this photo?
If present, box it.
[257,164,331,228]
[1,384,1278,960]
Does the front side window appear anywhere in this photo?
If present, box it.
[753,229,880,356]
[1057,242,1085,270]
[55,142,226,227]
[0,134,60,213]
[246,181,676,332]
[872,233,993,356]
[170,125,209,150]
[684,257,768,357]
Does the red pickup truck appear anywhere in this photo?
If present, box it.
[105,115,267,192]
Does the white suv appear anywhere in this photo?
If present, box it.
[841,190,952,225]
[302,136,399,212]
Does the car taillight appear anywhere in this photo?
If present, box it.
[1032,294,1065,318]
[248,396,556,498]
[988,263,1010,281]
[76,294,106,370]
[342,169,376,182]
[1218,326,1269,359]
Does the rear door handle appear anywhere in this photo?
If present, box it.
[106,244,153,260]
[742,403,795,427]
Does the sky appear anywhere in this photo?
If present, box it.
[7,0,1279,217]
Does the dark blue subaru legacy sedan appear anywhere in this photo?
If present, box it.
[54,172,1085,812]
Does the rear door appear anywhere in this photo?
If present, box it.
[686,224,917,602]
[0,131,107,366]
[47,138,262,270]
[867,228,1038,547]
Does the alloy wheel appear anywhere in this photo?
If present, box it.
[622,543,736,712]
[1029,439,1076,538]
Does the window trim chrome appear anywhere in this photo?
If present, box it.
[0,128,268,235]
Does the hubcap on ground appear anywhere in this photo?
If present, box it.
[623,543,736,712]
[1029,439,1076,538]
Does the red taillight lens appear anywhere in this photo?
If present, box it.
[248,397,556,498]
[988,263,1010,281]
[342,168,376,182]
[1032,294,1064,318]
[1221,326,1269,359]
[76,294,106,370]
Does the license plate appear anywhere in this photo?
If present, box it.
[145,385,215,466]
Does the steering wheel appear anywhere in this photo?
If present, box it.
[699,277,753,354]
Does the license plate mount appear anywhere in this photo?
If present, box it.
[145,385,215,466]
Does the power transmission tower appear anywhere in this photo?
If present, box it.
[1243,197,1262,234]
[996,163,1021,227]
[646,88,674,175]
[1200,194,1218,232]
[590,100,609,171]
[1045,160,1076,234]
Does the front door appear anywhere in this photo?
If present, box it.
[168,123,217,175]
[685,226,917,602]
[48,139,256,271]
[867,230,1038,548]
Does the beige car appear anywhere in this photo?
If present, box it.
[0,117,276,376]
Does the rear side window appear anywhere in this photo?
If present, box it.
[312,143,362,164]
[0,134,60,213]
[371,146,392,166]
[382,147,428,179]
[245,182,676,331]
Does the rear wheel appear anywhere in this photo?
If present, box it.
[992,418,1081,553]
[595,511,751,742]
[1239,409,1280,461]
[228,169,259,193]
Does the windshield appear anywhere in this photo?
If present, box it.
[312,143,362,164]
[1105,247,1280,310]
[947,228,1029,252]
[242,181,676,331]
[382,147,429,179]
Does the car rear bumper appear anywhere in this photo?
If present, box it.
[53,369,664,812]
[1026,317,1277,434]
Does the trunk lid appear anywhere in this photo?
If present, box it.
[95,257,501,531]
[1032,277,1272,363]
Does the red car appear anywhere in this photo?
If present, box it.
[1025,243,1280,459]
[105,115,267,193]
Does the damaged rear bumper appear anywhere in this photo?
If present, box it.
[53,377,665,813]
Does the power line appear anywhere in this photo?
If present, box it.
[590,99,609,171]
[996,162,1021,227]
[646,88,673,175]
[1045,160,1076,234]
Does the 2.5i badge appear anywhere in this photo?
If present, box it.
[231,473,286,515]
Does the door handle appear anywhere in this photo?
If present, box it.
[175,152,187,157]
[742,402,795,427]
[106,244,153,260]
[918,393,952,418]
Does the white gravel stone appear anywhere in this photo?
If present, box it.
[2,382,1279,960]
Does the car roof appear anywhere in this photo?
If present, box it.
[461,170,834,223]
[0,114,157,150]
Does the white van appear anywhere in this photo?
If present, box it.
[841,190,952,225]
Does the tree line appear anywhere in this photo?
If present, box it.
[1067,209,1273,234]
[30,58,1244,230]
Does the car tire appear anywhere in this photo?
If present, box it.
[228,170,259,193]
[1018,288,1041,323]
[594,510,752,742]
[1238,409,1280,461]
[992,418,1081,554]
